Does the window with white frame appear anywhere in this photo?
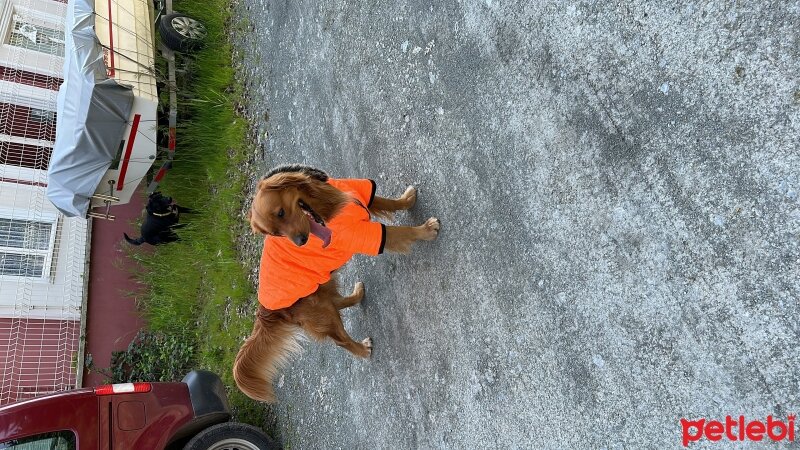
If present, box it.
[29,108,56,123]
[7,14,65,57]
[0,214,57,279]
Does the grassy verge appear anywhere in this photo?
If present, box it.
[122,0,267,426]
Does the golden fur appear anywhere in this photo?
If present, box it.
[234,167,440,402]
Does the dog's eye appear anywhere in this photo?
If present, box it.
[277,208,285,218]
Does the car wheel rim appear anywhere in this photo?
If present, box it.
[171,17,207,40]
[203,437,262,450]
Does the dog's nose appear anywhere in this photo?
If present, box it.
[292,234,309,246]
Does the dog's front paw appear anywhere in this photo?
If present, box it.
[400,186,417,209]
[421,217,440,240]
[362,337,373,358]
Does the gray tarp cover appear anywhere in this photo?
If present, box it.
[46,0,134,217]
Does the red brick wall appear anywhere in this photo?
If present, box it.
[0,103,56,142]
[0,318,80,404]
[0,142,52,170]
[0,66,59,171]
[0,66,62,91]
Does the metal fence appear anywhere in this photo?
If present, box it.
[0,0,88,405]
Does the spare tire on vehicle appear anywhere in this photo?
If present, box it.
[159,12,207,52]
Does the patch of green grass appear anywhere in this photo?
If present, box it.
[125,0,270,429]
[108,330,194,383]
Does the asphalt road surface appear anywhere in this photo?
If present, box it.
[232,1,799,448]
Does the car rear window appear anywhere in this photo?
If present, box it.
[0,431,76,450]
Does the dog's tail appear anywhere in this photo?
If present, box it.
[123,233,145,246]
[233,308,303,402]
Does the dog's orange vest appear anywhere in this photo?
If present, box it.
[258,178,385,310]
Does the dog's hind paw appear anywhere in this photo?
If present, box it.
[400,186,417,209]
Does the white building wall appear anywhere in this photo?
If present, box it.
[0,0,66,77]
[0,180,87,321]
[0,0,87,323]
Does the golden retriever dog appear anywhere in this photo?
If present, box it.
[234,164,440,402]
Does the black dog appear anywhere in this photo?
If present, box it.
[123,192,194,245]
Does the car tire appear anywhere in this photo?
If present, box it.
[183,422,279,450]
[159,13,206,52]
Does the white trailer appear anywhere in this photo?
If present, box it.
[47,0,205,220]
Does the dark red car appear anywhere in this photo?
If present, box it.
[0,371,277,450]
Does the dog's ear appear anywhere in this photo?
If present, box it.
[247,205,269,235]
[250,221,267,235]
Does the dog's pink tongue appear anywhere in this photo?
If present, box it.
[309,218,332,248]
